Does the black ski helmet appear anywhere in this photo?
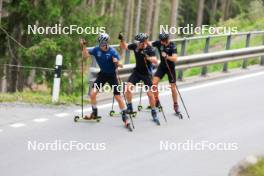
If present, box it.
[159,32,169,41]
[134,33,148,42]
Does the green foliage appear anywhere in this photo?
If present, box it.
[240,158,264,176]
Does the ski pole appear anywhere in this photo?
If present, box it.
[81,55,84,118]
[138,82,143,110]
[164,59,190,119]
[111,96,115,112]
[143,55,167,122]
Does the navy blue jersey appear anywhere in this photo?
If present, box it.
[128,43,156,75]
[88,46,120,74]
[152,41,177,68]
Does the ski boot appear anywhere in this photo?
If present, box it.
[174,102,183,119]
[151,109,160,126]
[126,103,137,117]
[122,111,133,132]
[155,99,162,112]
[74,108,101,122]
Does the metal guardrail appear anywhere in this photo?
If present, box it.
[88,45,264,80]
[87,31,264,90]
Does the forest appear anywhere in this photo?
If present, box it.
[0,0,264,104]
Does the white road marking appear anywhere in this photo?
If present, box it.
[54,113,69,117]
[75,71,264,112]
[33,118,49,123]
[10,123,26,128]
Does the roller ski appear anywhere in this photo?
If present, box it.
[174,102,183,119]
[74,112,102,122]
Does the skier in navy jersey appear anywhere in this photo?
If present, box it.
[119,33,161,125]
[149,32,180,114]
[80,33,131,128]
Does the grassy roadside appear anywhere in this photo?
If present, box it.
[239,158,264,176]
[0,91,88,105]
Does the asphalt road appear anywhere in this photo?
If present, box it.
[1,69,264,176]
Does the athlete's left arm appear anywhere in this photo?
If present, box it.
[113,58,123,68]
[165,43,178,62]
[146,56,158,65]
[145,47,158,65]
[112,48,123,68]
[166,54,177,62]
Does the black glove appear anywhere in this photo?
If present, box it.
[118,32,124,41]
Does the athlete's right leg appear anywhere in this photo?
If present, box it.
[125,82,134,113]
[125,71,139,113]
[152,76,160,106]
[85,73,106,118]
[153,65,165,107]
[89,87,99,117]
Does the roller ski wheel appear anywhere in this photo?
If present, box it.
[175,112,183,119]
[158,106,162,112]
[109,110,115,117]
[109,110,120,117]
[74,116,79,122]
[137,105,143,111]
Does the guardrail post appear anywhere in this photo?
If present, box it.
[178,38,186,81]
[52,54,63,103]
[261,35,264,66]
[125,50,130,64]
[201,36,210,76]
[242,33,251,69]
[223,35,231,72]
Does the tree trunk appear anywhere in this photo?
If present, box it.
[123,0,131,41]
[225,0,231,20]
[0,0,3,92]
[109,0,115,17]
[144,0,154,35]
[128,0,134,42]
[0,0,3,24]
[27,69,36,89]
[135,0,142,35]
[210,0,218,24]
[1,65,7,92]
[169,0,179,39]
[100,0,105,16]
[151,0,161,40]
[196,0,205,27]
[220,0,227,21]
